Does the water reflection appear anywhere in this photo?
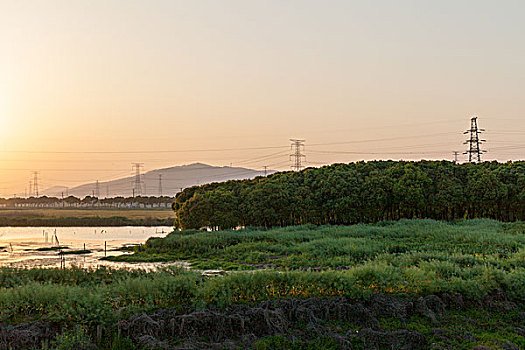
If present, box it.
[0,226,183,270]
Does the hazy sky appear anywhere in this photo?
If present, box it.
[1,0,524,196]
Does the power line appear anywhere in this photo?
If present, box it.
[489,144,525,151]
[307,149,451,155]
[307,132,459,147]
[0,168,147,172]
[0,131,462,156]
[0,145,289,154]
[234,150,289,165]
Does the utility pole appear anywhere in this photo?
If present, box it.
[289,139,306,171]
[263,166,268,176]
[158,174,163,197]
[32,171,39,197]
[453,151,459,164]
[132,163,144,196]
[95,180,100,198]
[463,116,486,163]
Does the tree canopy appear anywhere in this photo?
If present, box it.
[173,161,525,229]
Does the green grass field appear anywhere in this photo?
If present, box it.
[110,219,525,272]
[1,220,524,349]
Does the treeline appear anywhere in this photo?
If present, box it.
[173,161,525,229]
[0,216,173,227]
[0,195,174,208]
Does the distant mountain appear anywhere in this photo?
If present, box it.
[42,186,69,196]
[42,163,274,198]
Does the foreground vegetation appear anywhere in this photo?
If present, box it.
[173,161,525,229]
[0,209,174,226]
[0,264,523,349]
[110,220,525,277]
[1,220,522,348]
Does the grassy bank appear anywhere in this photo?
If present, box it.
[0,209,174,226]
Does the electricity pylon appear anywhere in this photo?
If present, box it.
[290,139,305,171]
[463,116,486,163]
[132,163,144,196]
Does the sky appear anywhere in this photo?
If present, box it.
[1,0,525,196]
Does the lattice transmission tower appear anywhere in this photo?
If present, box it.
[158,174,163,197]
[290,139,306,171]
[32,171,39,197]
[132,163,144,197]
[463,116,486,163]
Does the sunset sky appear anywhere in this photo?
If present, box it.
[1,0,524,196]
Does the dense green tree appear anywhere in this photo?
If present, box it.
[173,161,525,229]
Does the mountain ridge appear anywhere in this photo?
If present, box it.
[43,163,273,198]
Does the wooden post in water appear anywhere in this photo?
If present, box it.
[84,243,86,251]
[59,250,65,269]
[104,241,107,256]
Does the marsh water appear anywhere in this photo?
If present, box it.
[0,226,182,269]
